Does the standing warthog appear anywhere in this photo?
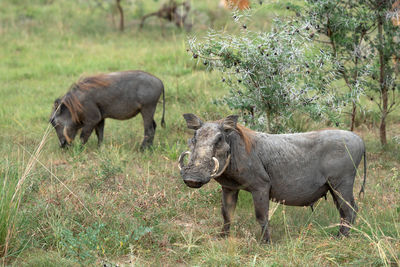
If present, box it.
[50,70,165,149]
[179,114,366,242]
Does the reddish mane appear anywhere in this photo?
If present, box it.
[236,124,255,154]
[61,92,83,124]
[60,73,111,124]
[75,73,111,90]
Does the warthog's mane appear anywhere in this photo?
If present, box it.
[219,123,255,172]
[61,74,112,124]
[235,124,255,154]
[61,92,83,124]
[73,73,112,91]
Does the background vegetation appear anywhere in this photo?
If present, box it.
[0,0,399,266]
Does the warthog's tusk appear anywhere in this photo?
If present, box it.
[63,127,72,144]
[178,151,191,171]
[210,154,231,178]
[211,157,219,176]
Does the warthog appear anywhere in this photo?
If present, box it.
[50,70,165,149]
[179,114,366,242]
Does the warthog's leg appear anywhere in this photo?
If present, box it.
[329,177,358,236]
[80,125,95,145]
[80,104,101,145]
[220,187,239,237]
[95,119,105,146]
[140,105,157,150]
[251,188,271,242]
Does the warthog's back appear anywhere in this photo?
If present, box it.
[254,130,365,206]
[83,71,164,120]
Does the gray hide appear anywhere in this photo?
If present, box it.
[50,70,165,149]
[179,114,366,242]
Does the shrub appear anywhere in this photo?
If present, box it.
[188,12,352,133]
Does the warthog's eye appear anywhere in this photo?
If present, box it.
[215,135,223,145]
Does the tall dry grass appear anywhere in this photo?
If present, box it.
[1,124,92,265]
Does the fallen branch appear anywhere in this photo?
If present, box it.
[140,0,191,30]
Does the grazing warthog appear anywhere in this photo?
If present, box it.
[179,114,366,242]
[50,70,165,149]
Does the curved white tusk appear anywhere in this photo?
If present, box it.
[210,154,231,178]
[211,157,220,176]
[178,151,191,171]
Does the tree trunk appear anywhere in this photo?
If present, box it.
[378,14,388,146]
[380,111,387,145]
[266,110,271,133]
[116,0,124,32]
[380,80,388,145]
[350,101,356,131]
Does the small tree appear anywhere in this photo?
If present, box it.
[304,0,374,131]
[189,13,348,133]
[116,0,124,31]
[304,0,400,145]
[92,0,125,31]
[91,0,145,31]
[368,0,400,146]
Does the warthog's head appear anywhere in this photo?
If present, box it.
[179,114,238,188]
[49,97,81,148]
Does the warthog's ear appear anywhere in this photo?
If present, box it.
[54,98,61,109]
[183,113,203,130]
[223,115,239,132]
[53,98,63,114]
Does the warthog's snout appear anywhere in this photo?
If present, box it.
[183,178,205,188]
[181,169,210,188]
[60,140,67,148]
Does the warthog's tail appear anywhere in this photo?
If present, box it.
[359,149,367,198]
[161,84,166,128]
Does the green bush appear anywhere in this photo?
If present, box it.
[189,12,349,133]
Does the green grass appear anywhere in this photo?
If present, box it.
[0,161,20,259]
[0,0,399,266]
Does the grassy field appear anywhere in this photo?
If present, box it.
[0,0,399,266]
